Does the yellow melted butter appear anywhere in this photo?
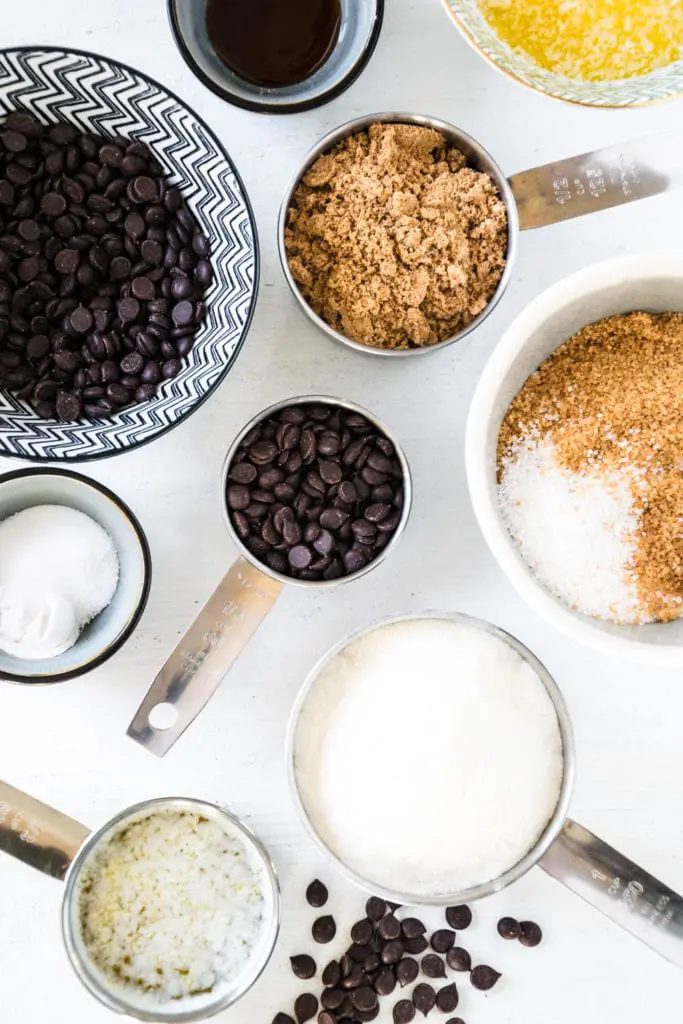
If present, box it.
[478,0,683,82]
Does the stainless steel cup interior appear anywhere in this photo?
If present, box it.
[277,112,519,359]
[0,788,280,1022]
[219,394,413,588]
[62,797,281,1023]
[287,610,572,905]
[126,395,412,758]
[287,611,683,967]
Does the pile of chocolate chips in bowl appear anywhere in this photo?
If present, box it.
[274,881,543,1024]
[0,110,212,422]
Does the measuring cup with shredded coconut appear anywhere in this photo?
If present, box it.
[71,804,278,1018]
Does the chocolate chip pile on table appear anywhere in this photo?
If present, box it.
[276,886,548,1024]
[226,402,405,581]
[0,110,212,421]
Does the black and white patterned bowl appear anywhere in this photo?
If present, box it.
[0,47,258,461]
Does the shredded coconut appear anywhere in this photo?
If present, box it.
[499,436,645,622]
[78,808,269,1007]
[294,618,564,896]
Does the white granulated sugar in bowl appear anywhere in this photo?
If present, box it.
[294,618,564,897]
[77,807,272,1009]
[498,436,644,622]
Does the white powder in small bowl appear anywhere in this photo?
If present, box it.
[77,807,271,1008]
[294,618,564,897]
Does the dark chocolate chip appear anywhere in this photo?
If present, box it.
[404,936,429,956]
[291,955,317,980]
[322,962,341,988]
[435,984,459,1014]
[273,1014,295,1024]
[393,1000,416,1024]
[421,955,446,980]
[373,967,396,996]
[431,931,455,954]
[321,989,345,1011]
[518,921,542,947]
[378,914,401,941]
[396,957,419,988]
[312,915,336,944]
[365,896,387,923]
[470,966,501,991]
[413,984,436,1017]
[401,919,426,940]
[445,907,472,930]
[446,948,471,973]
[295,994,319,1024]
[351,919,374,945]
[496,917,520,941]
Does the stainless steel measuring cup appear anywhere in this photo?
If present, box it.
[0,784,280,1021]
[278,112,683,357]
[287,611,683,967]
[127,395,412,757]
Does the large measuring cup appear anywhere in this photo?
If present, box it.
[287,612,683,967]
[0,784,280,1020]
[127,395,412,757]
[278,112,683,357]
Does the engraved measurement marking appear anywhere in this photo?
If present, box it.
[0,802,40,843]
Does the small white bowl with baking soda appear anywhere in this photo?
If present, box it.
[0,468,151,683]
[467,253,683,668]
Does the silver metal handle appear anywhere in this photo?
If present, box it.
[127,557,283,758]
[509,133,683,230]
[0,781,89,880]
[540,819,683,967]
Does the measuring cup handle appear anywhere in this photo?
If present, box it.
[509,133,683,230]
[539,818,683,968]
[0,781,89,880]
[127,557,283,757]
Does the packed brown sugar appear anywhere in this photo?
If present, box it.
[284,123,507,350]
[497,312,683,624]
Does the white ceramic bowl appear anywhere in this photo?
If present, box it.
[0,469,151,682]
[466,253,683,667]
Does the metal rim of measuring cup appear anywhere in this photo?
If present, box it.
[219,394,413,588]
[60,796,281,1023]
[277,111,519,358]
[286,609,575,906]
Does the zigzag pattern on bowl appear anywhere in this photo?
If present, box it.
[0,48,257,460]
[444,0,683,107]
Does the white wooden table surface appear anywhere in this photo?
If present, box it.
[2,1,683,1022]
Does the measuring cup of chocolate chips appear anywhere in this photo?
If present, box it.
[289,612,683,968]
[0,782,280,1020]
[279,113,683,355]
[127,395,411,756]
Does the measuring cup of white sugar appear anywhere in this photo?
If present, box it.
[288,612,683,967]
[0,785,280,1021]
[467,253,683,668]
[0,468,150,683]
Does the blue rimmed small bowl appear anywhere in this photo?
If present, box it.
[0,46,258,461]
[0,468,151,683]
